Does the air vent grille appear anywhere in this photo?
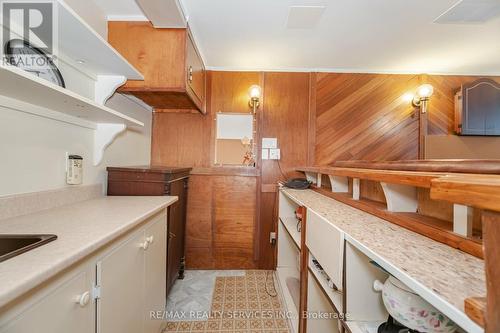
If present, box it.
[434,0,500,24]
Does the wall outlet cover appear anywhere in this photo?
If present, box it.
[262,149,269,160]
[269,148,281,160]
[262,138,278,149]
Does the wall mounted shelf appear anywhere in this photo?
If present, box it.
[57,0,143,80]
[296,162,491,259]
[0,65,143,126]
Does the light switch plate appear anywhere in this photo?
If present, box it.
[262,138,278,149]
[262,149,269,160]
[269,148,281,160]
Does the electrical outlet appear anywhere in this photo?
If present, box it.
[270,232,277,244]
[269,148,280,160]
[262,149,269,160]
[262,138,278,149]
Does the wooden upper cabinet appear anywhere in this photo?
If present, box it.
[108,21,206,114]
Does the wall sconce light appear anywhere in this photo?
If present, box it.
[412,84,434,113]
[248,85,262,114]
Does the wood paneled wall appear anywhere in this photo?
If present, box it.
[151,70,500,270]
[313,73,422,165]
[152,71,261,269]
[259,72,311,269]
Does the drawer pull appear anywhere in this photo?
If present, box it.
[76,291,90,307]
[141,240,150,250]
[188,66,193,83]
[146,236,154,244]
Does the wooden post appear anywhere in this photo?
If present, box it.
[483,211,500,333]
[299,206,309,333]
[419,104,428,159]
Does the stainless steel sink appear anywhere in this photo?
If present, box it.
[0,234,57,263]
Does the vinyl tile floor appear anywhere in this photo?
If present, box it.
[162,270,291,333]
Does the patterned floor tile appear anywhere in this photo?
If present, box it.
[162,270,291,333]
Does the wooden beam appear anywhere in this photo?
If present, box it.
[483,211,500,333]
[464,297,486,328]
[297,166,452,188]
[431,175,500,212]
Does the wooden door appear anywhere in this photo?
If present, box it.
[166,179,188,294]
[0,269,94,333]
[185,32,205,108]
[144,215,167,333]
[97,229,145,333]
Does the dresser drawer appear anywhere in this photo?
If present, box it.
[306,210,344,291]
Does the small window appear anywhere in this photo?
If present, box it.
[215,113,255,166]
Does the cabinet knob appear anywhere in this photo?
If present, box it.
[188,66,193,83]
[76,291,90,307]
[141,240,150,250]
[146,236,154,244]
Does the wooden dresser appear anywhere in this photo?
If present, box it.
[107,166,191,296]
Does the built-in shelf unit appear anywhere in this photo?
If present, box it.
[277,192,301,332]
[0,0,146,165]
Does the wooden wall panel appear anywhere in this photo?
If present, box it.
[151,112,211,167]
[185,175,257,269]
[259,72,311,269]
[314,73,421,165]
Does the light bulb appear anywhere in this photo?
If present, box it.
[402,93,415,103]
[248,85,262,99]
[417,84,434,99]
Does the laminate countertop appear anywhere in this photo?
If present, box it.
[281,187,485,333]
[0,196,177,309]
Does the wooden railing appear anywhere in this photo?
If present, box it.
[297,160,500,332]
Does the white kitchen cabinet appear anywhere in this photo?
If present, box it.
[306,210,344,291]
[0,210,168,333]
[97,228,146,333]
[0,267,94,333]
[97,212,167,333]
[144,217,167,333]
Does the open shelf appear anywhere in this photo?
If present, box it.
[344,320,386,333]
[308,256,343,314]
[276,267,299,333]
[279,217,301,249]
[55,0,143,79]
[0,65,143,126]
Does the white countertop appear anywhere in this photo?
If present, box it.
[0,196,177,308]
[281,188,484,333]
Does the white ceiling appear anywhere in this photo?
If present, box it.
[95,0,500,75]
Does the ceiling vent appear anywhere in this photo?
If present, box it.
[434,0,500,24]
[286,6,326,29]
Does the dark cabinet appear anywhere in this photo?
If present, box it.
[455,78,500,135]
[107,166,191,296]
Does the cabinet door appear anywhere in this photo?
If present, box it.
[1,268,94,333]
[185,32,205,109]
[306,210,344,291]
[144,216,167,333]
[97,229,146,333]
[166,179,187,294]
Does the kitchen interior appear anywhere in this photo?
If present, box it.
[0,1,500,333]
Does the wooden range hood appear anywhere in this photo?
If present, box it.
[108,22,206,114]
